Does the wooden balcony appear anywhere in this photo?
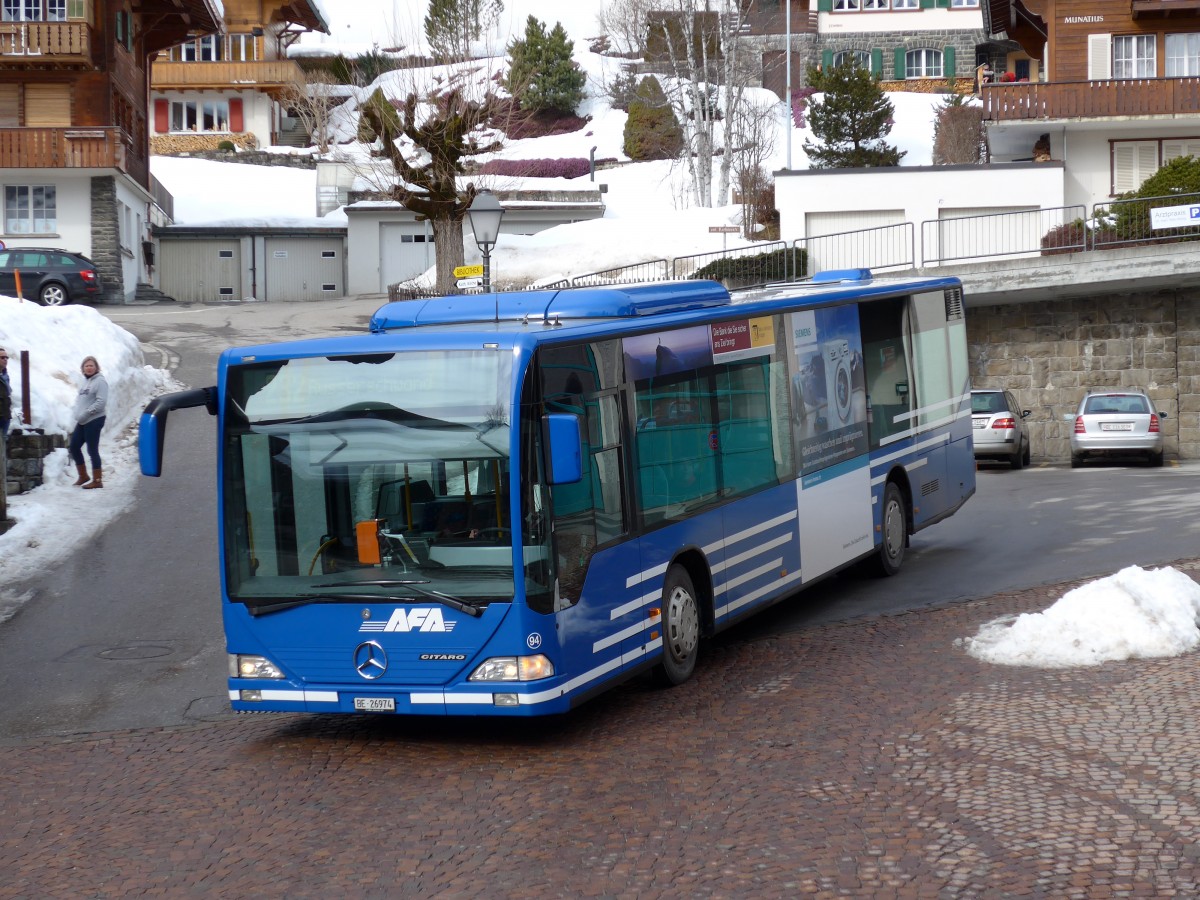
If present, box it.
[982,77,1200,121]
[0,126,147,187]
[150,59,305,94]
[0,21,93,66]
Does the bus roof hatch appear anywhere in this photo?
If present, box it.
[369,281,732,331]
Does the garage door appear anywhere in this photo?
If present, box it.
[928,206,1039,265]
[380,223,433,291]
[263,237,344,302]
[159,239,242,302]
[803,210,908,275]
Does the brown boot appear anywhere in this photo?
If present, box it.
[82,467,103,490]
[72,464,89,486]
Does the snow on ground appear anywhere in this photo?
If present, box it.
[960,565,1200,667]
[0,298,175,619]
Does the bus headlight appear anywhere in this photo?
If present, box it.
[229,653,284,679]
[468,654,555,682]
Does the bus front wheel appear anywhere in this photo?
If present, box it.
[655,565,700,686]
[874,482,908,577]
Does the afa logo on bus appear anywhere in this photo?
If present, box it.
[359,608,459,633]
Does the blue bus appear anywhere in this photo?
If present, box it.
[140,270,975,716]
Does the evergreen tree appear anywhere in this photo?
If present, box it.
[505,17,587,114]
[622,76,683,161]
[802,61,905,169]
[424,0,503,62]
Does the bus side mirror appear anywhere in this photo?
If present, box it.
[139,386,217,476]
[544,413,582,485]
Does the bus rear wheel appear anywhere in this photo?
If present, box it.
[655,565,700,686]
[874,481,908,577]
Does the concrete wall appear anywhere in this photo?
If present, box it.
[776,162,1066,250]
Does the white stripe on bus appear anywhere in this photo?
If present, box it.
[715,569,803,619]
[593,610,662,653]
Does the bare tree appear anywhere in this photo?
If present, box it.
[280,71,340,154]
[595,0,654,58]
[729,94,778,238]
[649,0,758,208]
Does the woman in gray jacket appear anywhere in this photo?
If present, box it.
[68,355,108,489]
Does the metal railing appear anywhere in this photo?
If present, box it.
[1090,191,1200,251]
[569,259,669,286]
[793,223,914,276]
[921,206,1087,266]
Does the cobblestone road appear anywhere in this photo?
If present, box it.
[5,566,1200,898]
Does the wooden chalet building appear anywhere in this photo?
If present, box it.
[149,0,329,153]
[0,0,222,303]
[982,0,1200,206]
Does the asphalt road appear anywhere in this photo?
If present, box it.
[2,297,1199,744]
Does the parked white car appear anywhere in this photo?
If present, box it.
[1070,390,1165,468]
[971,389,1031,469]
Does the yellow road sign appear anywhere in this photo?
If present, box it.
[453,264,484,278]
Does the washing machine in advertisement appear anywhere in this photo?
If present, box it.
[824,339,854,427]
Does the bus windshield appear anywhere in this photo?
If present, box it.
[220,350,522,612]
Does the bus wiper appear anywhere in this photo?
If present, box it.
[325,579,483,617]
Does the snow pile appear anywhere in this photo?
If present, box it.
[961,565,1200,667]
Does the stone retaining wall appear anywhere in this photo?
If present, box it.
[151,132,258,155]
[967,290,1196,460]
[4,430,66,497]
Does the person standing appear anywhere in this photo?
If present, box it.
[0,348,11,443]
[68,355,107,490]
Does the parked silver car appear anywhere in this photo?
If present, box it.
[971,389,1032,469]
[1070,390,1165,467]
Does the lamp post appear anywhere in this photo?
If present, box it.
[466,189,505,294]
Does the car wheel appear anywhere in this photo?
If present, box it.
[1149,450,1164,467]
[654,564,701,686]
[1070,453,1083,468]
[1022,439,1031,467]
[38,282,69,306]
[1010,444,1024,469]
[873,481,907,577]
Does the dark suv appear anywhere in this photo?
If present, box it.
[0,247,103,306]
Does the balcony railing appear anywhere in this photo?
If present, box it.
[982,77,1200,121]
[0,21,91,64]
[150,59,306,92]
[0,126,147,185]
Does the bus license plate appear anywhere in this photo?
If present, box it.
[354,697,396,712]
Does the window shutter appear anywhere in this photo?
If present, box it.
[154,99,168,133]
[1088,34,1112,80]
[229,98,244,131]
[920,0,935,8]
[818,0,832,11]
[0,84,17,127]
[25,84,71,126]
[944,45,956,77]
[1113,142,1158,193]
[894,47,906,79]
[871,47,883,77]
[822,49,833,69]
[1164,140,1200,162]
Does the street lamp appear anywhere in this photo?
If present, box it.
[466,189,505,293]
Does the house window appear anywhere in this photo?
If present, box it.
[833,0,861,10]
[951,0,979,6]
[833,50,870,68]
[170,100,230,132]
[227,33,259,62]
[175,35,222,61]
[906,48,943,78]
[1112,141,1160,193]
[5,185,56,234]
[1113,34,1155,79]
[2,0,60,20]
[1166,33,1200,77]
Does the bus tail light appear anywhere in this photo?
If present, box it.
[230,653,284,679]
[469,654,555,682]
